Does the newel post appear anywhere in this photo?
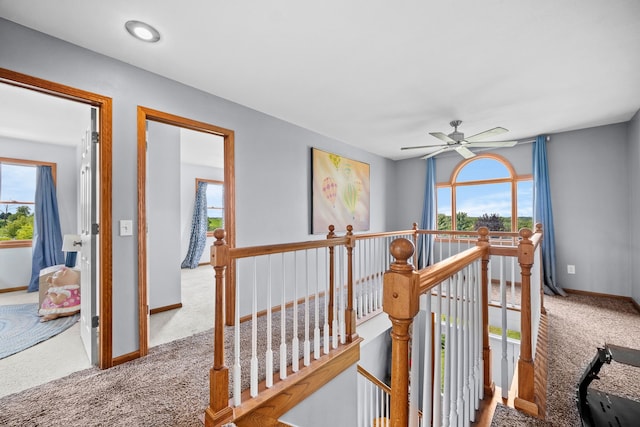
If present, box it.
[514,227,538,416]
[345,225,359,343]
[476,227,495,397]
[383,238,420,427]
[204,229,233,427]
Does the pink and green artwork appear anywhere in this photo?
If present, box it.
[312,148,370,233]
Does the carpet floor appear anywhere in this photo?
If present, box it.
[1,293,637,426]
[0,301,320,427]
[491,292,640,426]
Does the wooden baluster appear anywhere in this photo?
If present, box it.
[476,226,495,398]
[204,229,233,427]
[345,225,359,343]
[383,238,420,427]
[515,228,538,416]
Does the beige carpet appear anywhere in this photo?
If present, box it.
[491,293,640,426]
[0,300,320,427]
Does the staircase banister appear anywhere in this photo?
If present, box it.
[417,245,486,294]
[228,236,351,259]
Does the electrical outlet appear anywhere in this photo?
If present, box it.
[567,264,575,274]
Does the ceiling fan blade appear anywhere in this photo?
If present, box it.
[401,144,446,150]
[429,132,456,144]
[420,147,450,159]
[464,127,508,142]
[465,140,518,148]
[455,146,476,159]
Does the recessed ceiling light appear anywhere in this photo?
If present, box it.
[125,20,160,43]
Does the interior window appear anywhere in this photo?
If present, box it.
[0,159,42,246]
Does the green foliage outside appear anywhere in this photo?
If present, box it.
[489,325,521,340]
[207,217,223,232]
[437,212,533,233]
[0,205,34,240]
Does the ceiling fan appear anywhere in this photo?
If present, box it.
[402,120,518,159]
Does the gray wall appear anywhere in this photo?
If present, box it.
[0,19,396,357]
[280,364,358,427]
[549,123,630,296]
[0,137,78,290]
[628,110,640,304]
[147,122,181,310]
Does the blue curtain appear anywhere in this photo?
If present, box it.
[181,181,208,269]
[27,166,64,292]
[533,136,566,296]
[417,157,436,268]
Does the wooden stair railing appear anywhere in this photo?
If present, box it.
[204,227,359,427]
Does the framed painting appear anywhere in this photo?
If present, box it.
[311,148,370,234]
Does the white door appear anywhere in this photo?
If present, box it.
[79,107,99,364]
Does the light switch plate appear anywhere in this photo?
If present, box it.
[119,219,133,236]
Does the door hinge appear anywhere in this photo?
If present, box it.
[92,316,99,328]
[92,131,99,144]
[92,223,99,235]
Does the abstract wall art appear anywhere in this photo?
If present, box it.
[311,148,370,233]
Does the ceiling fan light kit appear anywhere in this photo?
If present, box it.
[401,120,518,159]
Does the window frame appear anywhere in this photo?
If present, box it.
[195,178,224,237]
[0,157,57,249]
[437,153,532,234]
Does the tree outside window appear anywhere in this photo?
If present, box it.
[0,161,38,244]
[437,155,532,234]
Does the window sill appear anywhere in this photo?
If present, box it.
[0,240,33,249]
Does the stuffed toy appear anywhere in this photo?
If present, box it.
[39,266,81,322]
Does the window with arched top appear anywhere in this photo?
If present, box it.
[436,154,533,232]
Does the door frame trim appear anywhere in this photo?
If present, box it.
[0,67,113,369]
[136,106,235,356]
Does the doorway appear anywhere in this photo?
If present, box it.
[0,68,113,370]
[136,106,235,356]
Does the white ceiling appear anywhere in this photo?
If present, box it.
[1,0,639,160]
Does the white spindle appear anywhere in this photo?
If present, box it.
[314,249,321,360]
[450,274,459,427]
[233,264,242,406]
[433,283,443,426]
[304,250,311,366]
[421,292,433,425]
[409,320,420,427]
[500,256,508,398]
[510,256,516,308]
[443,278,452,427]
[323,248,330,355]
[280,253,287,380]
[250,259,259,397]
[292,252,299,372]
[332,245,339,349]
[265,255,273,388]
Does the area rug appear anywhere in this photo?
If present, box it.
[0,303,80,359]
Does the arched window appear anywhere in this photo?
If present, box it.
[436,154,532,232]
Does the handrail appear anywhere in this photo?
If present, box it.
[418,245,485,293]
[229,236,351,258]
[357,364,391,394]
